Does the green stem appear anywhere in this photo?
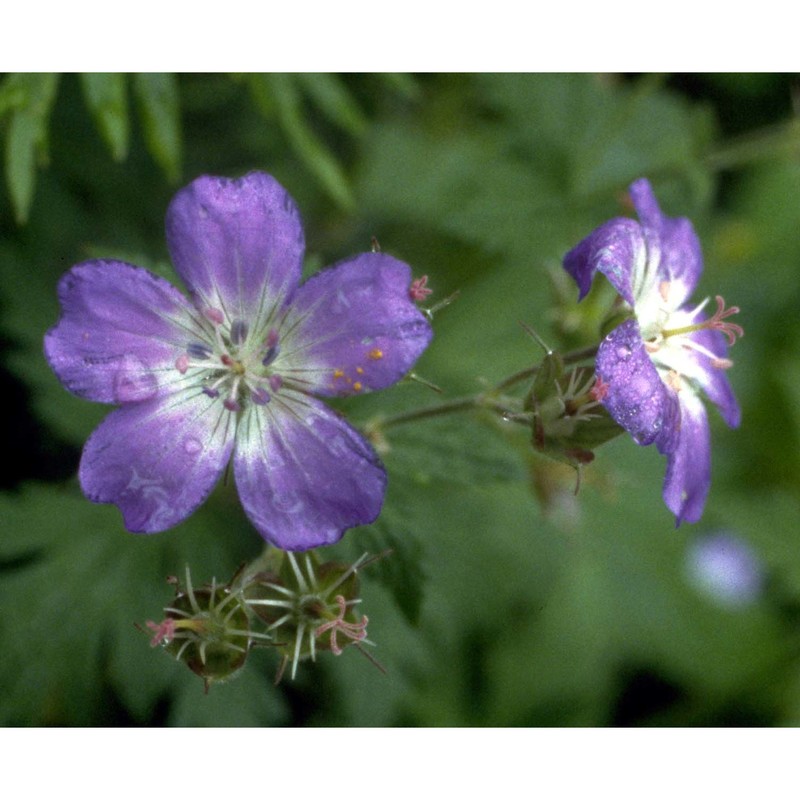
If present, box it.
[374,395,491,432]
[705,119,800,172]
[372,343,598,431]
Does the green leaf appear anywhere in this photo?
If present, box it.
[79,73,130,161]
[250,74,354,209]
[3,73,59,224]
[133,73,181,182]
[0,483,264,724]
[356,496,427,627]
[167,653,288,726]
[383,415,526,487]
[297,73,367,136]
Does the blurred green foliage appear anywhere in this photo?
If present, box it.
[2,73,800,726]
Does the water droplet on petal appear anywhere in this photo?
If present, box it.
[184,437,202,456]
[273,491,304,514]
[113,356,159,403]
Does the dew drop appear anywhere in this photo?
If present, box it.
[273,491,304,514]
[616,344,632,360]
[183,437,202,456]
[113,356,159,403]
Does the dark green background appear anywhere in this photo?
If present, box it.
[1,73,799,726]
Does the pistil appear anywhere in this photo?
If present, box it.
[661,295,743,346]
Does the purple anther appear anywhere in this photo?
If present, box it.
[230,320,248,346]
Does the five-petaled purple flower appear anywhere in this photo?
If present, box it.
[563,178,742,524]
[44,172,432,550]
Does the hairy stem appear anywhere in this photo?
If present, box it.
[371,343,598,431]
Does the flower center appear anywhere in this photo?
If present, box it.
[174,307,284,412]
[644,290,743,373]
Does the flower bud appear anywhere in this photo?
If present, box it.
[527,357,623,470]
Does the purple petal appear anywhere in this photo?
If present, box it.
[277,253,432,396]
[686,328,741,428]
[165,172,304,325]
[662,391,711,525]
[233,393,386,550]
[597,320,680,453]
[629,178,703,307]
[563,217,645,304]
[79,390,235,532]
[44,260,197,404]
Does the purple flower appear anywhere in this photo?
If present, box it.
[563,178,741,524]
[44,172,432,550]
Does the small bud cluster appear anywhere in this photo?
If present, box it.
[142,550,382,688]
[242,550,382,683]
[142,567,268,691]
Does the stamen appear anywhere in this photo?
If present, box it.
[187,342,213,360]
[262,330,281,366]
[230,320,248,346]
[409,275,433,302]
[146,618,176,647]
[204,307,225,325]
[251,387,271,405]
[589,376,610,402]
[665,371,683,392]
[262,344,280,366]
[175,354,189,374]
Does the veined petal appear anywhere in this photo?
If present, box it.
[233,391,386,550]
[663,391,711,525]
[629,178,703,308]
[671,327,741,429]
[563,217,645,305]
[44,260,199,404]
[165,172,304,329]
[79,389,235,532]
[276,253,432,396]
[596,320,680,454]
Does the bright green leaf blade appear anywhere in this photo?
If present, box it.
[133,73,181,182]
[357,498,427,627]
[0,73,27,118]
[3,73,59,224]
[5,111,38,224]
[297,73,367,135]
[79,73,130,161]
[258,73,354,209]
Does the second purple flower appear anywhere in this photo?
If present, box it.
[44,172,433,550]
[563,178,741,524]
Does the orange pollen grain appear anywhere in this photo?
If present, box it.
[356,366,364,374]
[333,369,345,379]
[368,348,384,360]
[353,382,363,392]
